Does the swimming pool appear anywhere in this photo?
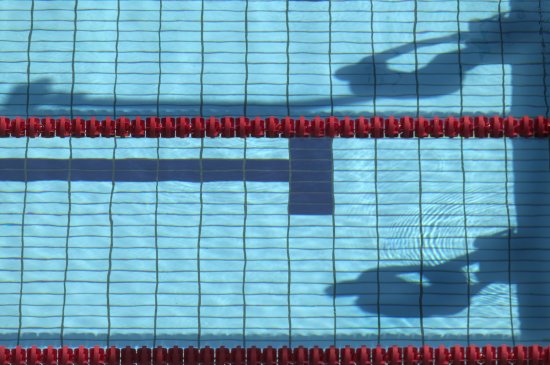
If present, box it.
[0,0,549,349]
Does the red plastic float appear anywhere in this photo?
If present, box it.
[356,346,371,365]
[262,347,275,365]
[183,347,198,365]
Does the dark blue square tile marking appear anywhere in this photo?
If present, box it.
[0,140,334,215]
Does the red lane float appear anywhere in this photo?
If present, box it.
[0,346,547,365]
[0,116,548,138]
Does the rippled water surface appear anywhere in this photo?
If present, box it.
[0,0,549,347]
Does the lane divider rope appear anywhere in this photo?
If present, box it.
[0,345,548,365]
[0,116,548,138]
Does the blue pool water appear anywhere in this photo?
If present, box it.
[0,0,549,347]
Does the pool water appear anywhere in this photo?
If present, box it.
[0,0,549,347]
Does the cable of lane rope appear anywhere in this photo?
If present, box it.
[0,115,548,138]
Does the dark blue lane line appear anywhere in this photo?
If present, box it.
[0,141,335,215]
[0,158,289,182]
[289,138,334,215]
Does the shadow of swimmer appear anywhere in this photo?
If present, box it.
[328,0,550,343]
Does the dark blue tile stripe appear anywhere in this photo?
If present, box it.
[289,138,334,215]
[0,153,335,215]
[1,158,288,182]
